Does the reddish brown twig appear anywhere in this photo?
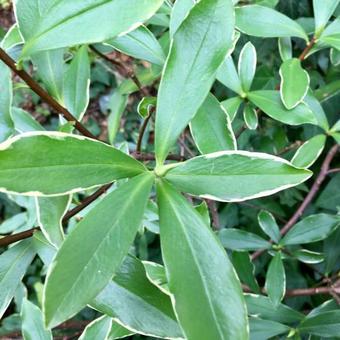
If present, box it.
[299,37,317,61]
[0,228,39,247]
[206,199,220,230]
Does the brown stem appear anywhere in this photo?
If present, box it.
[0,48,96,139]
[252,144,339,260]
[285,286,340,298]
[206,199,220,230]
[299,37,317,61]
[328,168,340,174]
[276,141,303,156]
[0,228,39,247]
[136,109,154,153]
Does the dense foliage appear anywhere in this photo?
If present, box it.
[0,0,339,339]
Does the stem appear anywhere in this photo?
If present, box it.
[0,48,96,139]
[206,199,220,230]
[0,228,39,247]
[299,37,317,61]
[136,109,154,153]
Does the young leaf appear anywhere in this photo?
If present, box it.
[91,255,182,339]
[258,210,280,243]
[0,60,14,142]
[319,17,340,50]
[190,93,236,154]
[169,0,195,37]
[235,5,308,40]
[279,58,310,109]
[291,134,326,168]
[78,316,112,340]
[313,0,340,36]
[292,249,324,264]
[164,151,312,202]
[143,261,170,295]
[155,0,235,165]
[36,196,71,248]
[157,180,248,339]
[278,37,292,61]
[281,214,340,246]
[16,0,164,57]
[21,299,52,340]
[265,252,286,308]
[249,318,290,340]
[63,46,91,121]
[106,25,166,66]
[248,91,317,126]
[0,240,36,318]
[238,42,257,93]
[0,132,146,196]
[298,311,340,337]
[12,107,45,133]
[219,229,271,251]
[243,104,258,130]
[43,173,154,328]
[221,96,243,121]
[217,55,244,96]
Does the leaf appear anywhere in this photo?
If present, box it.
[169,0,195,38]
[217,55,244,96]
[248,91,317,126]
[106,25,165,66]
[31,49,65,103]
[281,214,340,246]
[0,240,36,318]
[292,249,324,264]
[313,0,340,36]
[232,251,260,293]
[319,17,340,50]
[36,196,71,248]
[0,60,14,142]
[16,0,164,57]
[243,104,258,130]
[219,229,271,251]
[235,5,308,40]
[221,96,243,121]
[245,294,304,324]
[303,91,329,131]
[291,134,326,168]
[63,46,91,121]
[164,151,312,202]
[190,93,236,154]
[278,37,292,61]
[12,107,45,133]
[249,318,290,340]
[238,42,257,93]
[78,316,112,340]
[137,96,157,119]
[143,261,170,295]
[330,48,340,66]
[108,320,135,339]
[265,252,286,307]
[298,311,340,337]
[91,255,183,339]
[155,0,235,165]
[316,173,340,211]
[258,210,281,243]
[157,181,248,339]
[43,173,154,328]
[21,299,52,340]
[0,132,146,196]
[279,58,310,109]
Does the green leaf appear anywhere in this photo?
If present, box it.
[0,240,36,318]
[265,252,285,308]
[106,25,165,66]
[279,58,310,110]
[155,0,235,165]
[43,173,154,328]
[258,210,280,243]
[319,17,340,50]
[164,151,312,202]
[235,5,308,40]
[16,0,164,57]
[31,49,64,103]
[303,91,329,131]
[217,56,244,96]
[137,96,157,119]
[313,0,340,36]
[278,37,292,61]
[232,251,260,293]
[12,107,44,133]
[238,42,257,93]
[292,249,324,264]
[281,214,340,245]
[219,229,271,251]
[190,93,236,154]
[316,174,340,211]
[0,60,14,142]
[221,96,243,121]
[79,316,112,340]
[169,0,195,37]
[243,104,258,130]
[143,261,170,295]
[249,318,290,340]
[248,91,317,126]
[108,320,135,339]
[330,48,340,66]
[91,255,182,339]
[298,311,340,337]
[21,299,52,340]
[0,132,146,196]
[245,294,304,324]
[0,24,23,50]
[291,134,326,168]
[63,46,90,121]
[157,180,248,339]
[36,196,71,248]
